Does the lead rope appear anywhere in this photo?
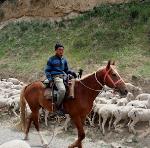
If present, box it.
[79,80,103,92]
[51,83,55,113]
[79,72,104,92]
[94,72,104,87]
[46,123,56,147]
[46,84,56,147]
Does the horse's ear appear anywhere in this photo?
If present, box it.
[106,60,111,70]
[112,61,115,65]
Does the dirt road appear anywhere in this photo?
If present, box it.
[0,126,112,148]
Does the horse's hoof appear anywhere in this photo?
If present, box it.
[68,144,74,148]
[23,136,28,140]
[91,124,95,127]
[102,132,105,136]
[42,144,48,148]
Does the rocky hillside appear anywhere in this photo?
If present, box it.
[0,0,130,21]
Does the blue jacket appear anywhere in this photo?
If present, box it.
[45,55,69,81]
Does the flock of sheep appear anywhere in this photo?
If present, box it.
[87,83,150,135]
[0,78,150,137]
[0,78,24,117]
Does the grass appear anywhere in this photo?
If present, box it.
[0,1,150,81]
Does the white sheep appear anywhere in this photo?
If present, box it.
[97,89,115,99]
[11,84,23,90]
[98,104,119,135]
[117,92,134,106]
[1,79,7,82]
[136,93,150,101]
[113,106,135,130]
[125,83,142,97]
[128,108,150,134]
[7,90,20,98]
[95,96,118,104]
[91,102,105,126]
[0,98,9,108]
[91,95,119,127]
[7,78,21,85]
[0,81,13,89]
[0,139,31,148]
[126,97,150,109]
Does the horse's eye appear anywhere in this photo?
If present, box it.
[112,73,117,77]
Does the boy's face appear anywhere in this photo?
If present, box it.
[55,47,64,57]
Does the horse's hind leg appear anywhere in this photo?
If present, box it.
[24,114,33,140]
[32,110,48,147]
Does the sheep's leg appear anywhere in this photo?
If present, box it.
[12,109,19,117]
[123,118,130,128]
[63,114,71,131]
[113,117,121,130]
[128,119,132,132]
[86,116,92,126]
[44,110,49,127]
[98,114,102,131]
[108,116,113,131]
[55,115,61,124]
[102,117,107,135]
[91,112,96,126]
[130,119,138,135]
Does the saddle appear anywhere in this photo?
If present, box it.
[43,74,75,103]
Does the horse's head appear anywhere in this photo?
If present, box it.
[97,60,128,96]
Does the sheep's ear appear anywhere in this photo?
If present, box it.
[112,61,115,65]
[106,60,111,70]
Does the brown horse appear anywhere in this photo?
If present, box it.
[19,60,128,148]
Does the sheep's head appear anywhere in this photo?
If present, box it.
[127,92,134,101]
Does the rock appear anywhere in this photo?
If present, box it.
[126,135,138,143]
[111,142,122,148]
[1,0,129,22]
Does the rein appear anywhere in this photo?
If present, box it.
[79,67,123,92]
[79,72,104,92]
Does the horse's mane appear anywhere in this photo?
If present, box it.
[79,65,117,80]
[79,72,94,80]
[79,66,105,80]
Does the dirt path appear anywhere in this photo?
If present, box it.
[1,113,150,148]
[0,115,112,148]
[0,126,111,148]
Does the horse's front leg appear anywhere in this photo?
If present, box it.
[68,116,85,148]
[32,111,48,148]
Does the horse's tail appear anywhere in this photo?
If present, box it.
[15,86,27,132]
[20,86,27,132]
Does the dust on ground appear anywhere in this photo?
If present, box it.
[0,113,150,148]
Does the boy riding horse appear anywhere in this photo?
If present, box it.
[45,43,74,114]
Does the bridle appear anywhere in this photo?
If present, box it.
[103,67,124,88]
[79,67,124,92]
